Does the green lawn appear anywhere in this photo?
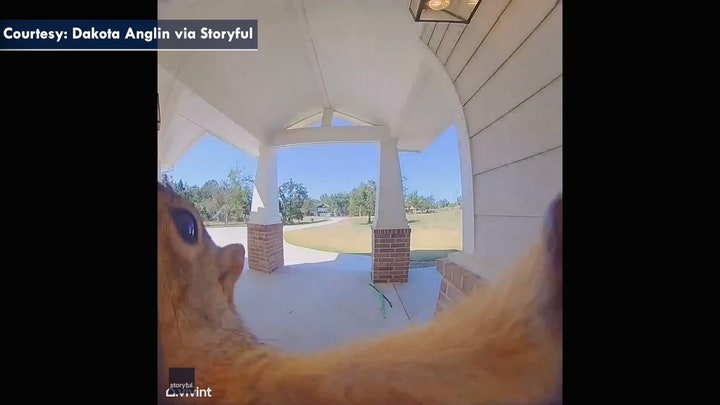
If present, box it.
[284,208,461,262]
[204,218,328,228]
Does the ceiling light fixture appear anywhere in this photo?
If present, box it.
[408,0,483,24]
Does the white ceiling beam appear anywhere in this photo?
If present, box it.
[160,109,208,167]
[286,111,323,130]
[295,0,332,109]
[333,110,376,126]
[321,108,333,127]
[273,125,390,148]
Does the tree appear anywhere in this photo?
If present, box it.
[405,191,421,213]
[185,185,203,212]
[349,180,376,223]
[158,167,255,226]
[174,179,189,200]
[224,167,254,223]
[420,194,437,213]
[161,174,196,210]
[404,191,437,213]
[402,175,409,201]
[329,192,351,216]
[213,182,231,226]
[278,178,309,224]
[303,198,320,216]
[161,173,173,188]
[319,192,350,216]
[197,179,221,221]
[318,193,334,212]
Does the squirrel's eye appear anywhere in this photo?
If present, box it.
[170,208,198,245]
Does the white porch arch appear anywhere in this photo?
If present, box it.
[158,0,562,286]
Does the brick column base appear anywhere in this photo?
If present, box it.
[435,258,484,314]
[247,223,284,273]
[371,227,411,283]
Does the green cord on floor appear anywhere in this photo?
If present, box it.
[369,283,390,319]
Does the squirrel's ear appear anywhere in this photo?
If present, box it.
[217,244,246,305]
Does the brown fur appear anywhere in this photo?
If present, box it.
[158,182,562,405]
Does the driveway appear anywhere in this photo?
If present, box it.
[206,217,345,247]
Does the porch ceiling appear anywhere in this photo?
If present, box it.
[158,0,462,153]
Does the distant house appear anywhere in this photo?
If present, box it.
[316,203,330,217]
[406,205,420,214]
[405,205,435,214]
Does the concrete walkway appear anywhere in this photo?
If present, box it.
[206,220,442,354]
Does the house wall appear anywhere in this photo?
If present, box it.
[421,0,563,297]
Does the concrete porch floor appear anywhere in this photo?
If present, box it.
[207,221,442,354]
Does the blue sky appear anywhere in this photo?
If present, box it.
[168,119,462,202]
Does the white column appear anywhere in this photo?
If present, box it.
[157,103,165,181]
[248,144,281,225]
[373,138,409,229]
[158,83,183,181]
[454,118,475,255]
[157,134,163,181]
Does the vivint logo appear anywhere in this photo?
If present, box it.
[166,367,212,399]
[165,383,212,398]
